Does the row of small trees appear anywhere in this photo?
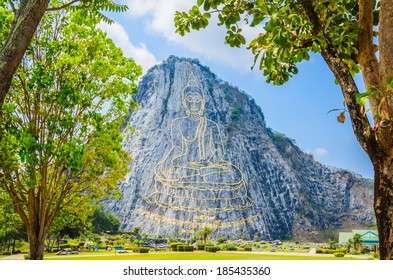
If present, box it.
[0,202,121,254]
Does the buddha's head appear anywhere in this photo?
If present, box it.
[182,75,205,117]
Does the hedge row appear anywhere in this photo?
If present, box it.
[170,243,188,251]
[177,245,194,252]
[206,246,220,253]
[316,248,347,254]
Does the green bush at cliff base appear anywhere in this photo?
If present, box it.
[334,252,345,258]
[206,246,220,252]
[372,252,380,259]
[316,248,345,254]
[170,242,187,251]
[139,248,149,253]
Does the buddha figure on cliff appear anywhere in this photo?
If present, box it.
[145,74,253,213]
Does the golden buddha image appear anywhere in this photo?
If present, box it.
[145,74,254,213]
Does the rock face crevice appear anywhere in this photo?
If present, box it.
[107,56,374,240]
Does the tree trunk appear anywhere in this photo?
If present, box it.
[374,154,393,259]
[28,229,47,260]
[12,238,16,254]
[0,0,50,108]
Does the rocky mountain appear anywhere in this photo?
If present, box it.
[106,56,375,241]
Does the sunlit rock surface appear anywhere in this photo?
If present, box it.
[106,56,374,241]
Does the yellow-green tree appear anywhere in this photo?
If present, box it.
[0,9,141,259]
[0,0,128,108]
[175,0,393,259]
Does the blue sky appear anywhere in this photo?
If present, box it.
[99,0,374,178]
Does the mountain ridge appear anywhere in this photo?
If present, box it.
[107,56,374,241]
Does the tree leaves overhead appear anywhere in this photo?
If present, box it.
[174,0,378,85]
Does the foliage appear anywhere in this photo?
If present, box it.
[222,243,238,251]
[328,239,337,250]
[170,242,188,251]
[352,233,363,251]
[350,250,361,255]
[0,0,13,49]
[90,204,120,234]
[183,245,194,252]
[216,237,228,244]
[373,251,380,259]
[333,252,345,257]
[206,246,219,252]
[138,247,149,253]
[175,0,371,85]
[0,9,141,259]
[0,1,131,111]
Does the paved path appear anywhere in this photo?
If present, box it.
[1,254,25,260]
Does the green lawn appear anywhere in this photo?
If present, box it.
[44,250,370,260]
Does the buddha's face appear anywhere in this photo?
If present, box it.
[183,90,204,116]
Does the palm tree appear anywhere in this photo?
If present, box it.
[198,226,212,250]
[352,233,363,252]
[346,238,353,252]
[328,239,337,250]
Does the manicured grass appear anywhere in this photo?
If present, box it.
[44,250,367,260]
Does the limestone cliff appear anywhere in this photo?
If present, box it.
[106,56,374,241]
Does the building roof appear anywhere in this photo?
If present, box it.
[338,230,379,245]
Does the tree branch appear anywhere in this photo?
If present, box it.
[299,0,375,155]
[47,0,80,11]
[358,0,381,118]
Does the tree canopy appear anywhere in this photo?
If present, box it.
[0,0,128,109]
[0,9,141,259]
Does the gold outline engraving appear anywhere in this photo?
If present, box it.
[145,73,254,213]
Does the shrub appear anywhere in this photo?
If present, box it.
[244,247,252,252]
[372,252,380,259]
[197,243,205,250]
[224,244,237,251]
[350,250,361,255]
[24,254,30,260]
[184,245,194,252]
[216,237,227,244]
[59,244,70,250]
[334,252,345,258]
[139,248,149,253]
[170,242,187,251]
[338,248,347,254]
[2,251,11,256]
[206,246,219,253]
[316,248,323,254]
[177,245,185,252]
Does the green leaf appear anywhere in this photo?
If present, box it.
[356,92,371,106]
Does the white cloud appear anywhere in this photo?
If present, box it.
[126,0,259,71]
[98,21,159,74]
[313,147,329,157]
[305,147,329,157]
